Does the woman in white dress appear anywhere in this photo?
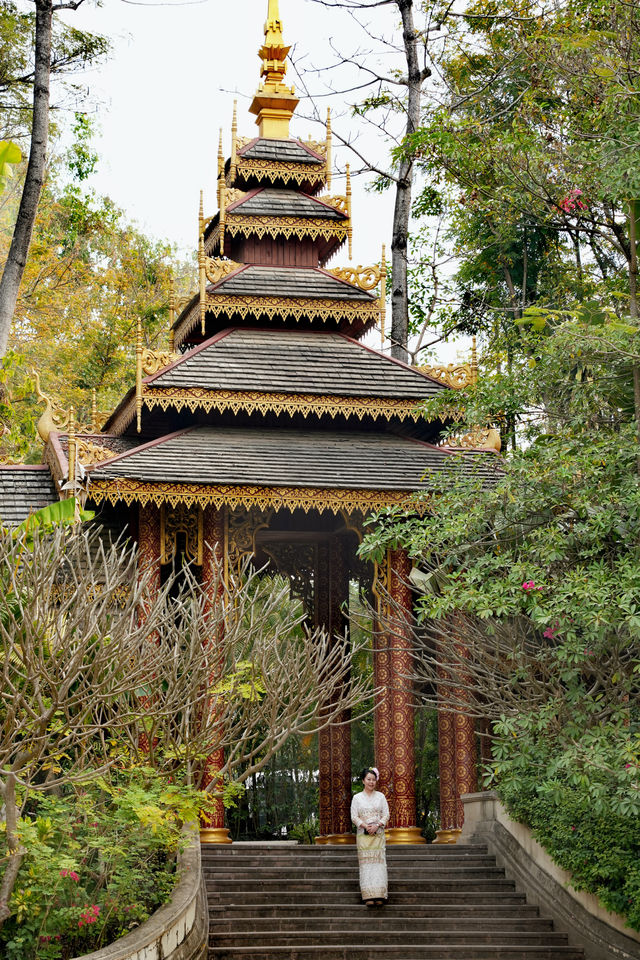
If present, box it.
[350,766,390,906]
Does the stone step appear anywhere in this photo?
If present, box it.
[209,918,554,934]
[204,866,505,881]
[202,847,489,860]
[206,878,517,893]
[211,930,569,945]
[207,890,530,906]
[209,947,584,960]
[204,842,584,960]
[208,903,540,920]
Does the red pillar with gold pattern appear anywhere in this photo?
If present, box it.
[200,504,232,844]
[327,535,353,843]
[433,628,478,844]
[138,502,162,595]
[384,547,424,843]
[452,635,478,826]
[434,692,460,843]
[316,542,333,843]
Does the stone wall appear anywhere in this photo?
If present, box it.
[73,829,207,960]
[461,791,640,960]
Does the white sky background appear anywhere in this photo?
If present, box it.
[48,0,466,362]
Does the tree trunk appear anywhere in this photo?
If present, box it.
[0,774,25,930]
[391,0,426,363]
[0,0,52,357]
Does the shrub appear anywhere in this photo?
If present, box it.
[493,739,640,933]
[0,766,207,960]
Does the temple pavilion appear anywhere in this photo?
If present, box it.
[0,0,499,845]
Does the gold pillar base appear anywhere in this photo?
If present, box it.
[324,833,356,845]
[432,828,462,845]
[386,826,426,844]
[314,835,329,845]
[200,827,232,844]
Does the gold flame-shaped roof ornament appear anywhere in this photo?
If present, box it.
[249,0,299,139]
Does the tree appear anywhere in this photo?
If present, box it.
[0,519,370,929]
[360,303,640,926]
[0,0,109,357]
[302,0,435,360]
[0,119,192,463]
[403,0,640,440]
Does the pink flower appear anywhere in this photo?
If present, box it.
[560,189,588,213]
[522,580,534,591]
[61,869,80,882]
[571,825,576,831]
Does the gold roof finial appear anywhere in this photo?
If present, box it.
[249,0,299,139]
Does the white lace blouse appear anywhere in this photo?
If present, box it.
[350,790,390,834]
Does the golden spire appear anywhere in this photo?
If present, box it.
[249,0,299,139]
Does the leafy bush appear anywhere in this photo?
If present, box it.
[289,819,319,845]
[491,733,640,933]
[0,766,208,960]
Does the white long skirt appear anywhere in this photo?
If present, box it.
[356,830,388,901]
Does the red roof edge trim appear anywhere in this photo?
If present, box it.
[335,333,451,388]
[292,139,326,163]
[226,187,262,213]
[315,267,376,297]
[48,431,68,474]
[86,427,197,473]
[311,195,348,219]
[206,263,249,295]
[237,138,259,157]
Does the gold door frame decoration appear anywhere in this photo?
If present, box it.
[226,506,274,580]
[160,503,204,566]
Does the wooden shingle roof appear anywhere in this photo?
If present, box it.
[238,139,324,166]
[148,328,446,400]
[0,466,58,526]
[209,267,374,301]
[228,188,344,221]
[90,426,497,492]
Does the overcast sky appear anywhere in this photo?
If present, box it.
[48,0,466,362]
[55,0,396,261]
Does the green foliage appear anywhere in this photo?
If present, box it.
[0,767,210,960]
[361,272,640,921]
[0,3,109,143]
[0,140,21,189]
[0,116,193,461]
[494,748,640,931]
[10,497,94,539]
[289,819,319,845]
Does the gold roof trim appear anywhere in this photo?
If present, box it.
[207,215,348,254]
[88,477,415,516]
[142,388,425,422]
[228,157,327,188]
[174,295,379,348]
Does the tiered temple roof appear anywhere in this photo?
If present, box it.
[0,0,497,527]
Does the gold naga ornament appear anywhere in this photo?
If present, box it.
[135,318,180,433]
[419,339,502,452]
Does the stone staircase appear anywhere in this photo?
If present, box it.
[203,843,585,960]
